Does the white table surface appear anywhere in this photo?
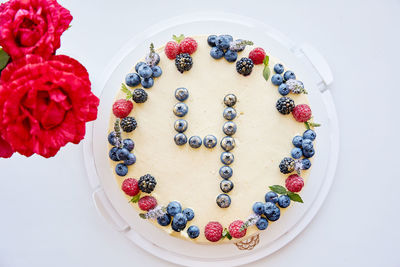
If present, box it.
[1,0,399,266]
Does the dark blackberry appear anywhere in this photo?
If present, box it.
[279,157,295,174]
[120,117,137,132]
[138,174,157,193]
[236,57,254,76]
[132,89,148,103]
[175,53,193,73]
[276,97,295,115]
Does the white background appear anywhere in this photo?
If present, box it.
[1,0,399,266]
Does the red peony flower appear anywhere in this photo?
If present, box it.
[0,0,72,60]
[0,54,99,158]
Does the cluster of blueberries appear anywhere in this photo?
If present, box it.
[108,132,136,176]
[271,63,304,96]
[291,129,316,161]
[207,34,250,62]
[156,201,200,239]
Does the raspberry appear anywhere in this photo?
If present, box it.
[138,196,157,211]
[248,47,266,65]
[228,220,247,238]
[292,104,312,122]
[285,174,304,193]
[112,99,133,118]
[179,37,198,55]
[121,178,139,196]
[165,41,180,60]
[204,221,223,242]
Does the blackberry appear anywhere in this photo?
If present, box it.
[279,157,295,174]
[236,57,254,76]
[276,97,295,115]
[175,53,193,73]
[138,174,157,193]
[120,117,137,132]
[132,89,148,103]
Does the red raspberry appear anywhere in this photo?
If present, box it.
[112,99,133,118]
[121,178,139,196]
[248,47,266,65]
[204,221,223,242]
[292,104,312,122]
[179,37,198,55]
[164,41,180,60]
[228,220,247,238]
[138,196,157,211]
[285,174,304,193]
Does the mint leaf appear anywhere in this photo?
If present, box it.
[263,55,269,66]
[121,83,132,100]
[222,228,232,240]
[130,193,140,203]
[139,213,147,219]
[0,48,10,70]
[287,192,304,203]
[172,34,185,43]
[269,185,287,195]
[304,121,311,130]
[262,55,271,82]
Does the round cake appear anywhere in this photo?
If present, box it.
[107,34,319,244]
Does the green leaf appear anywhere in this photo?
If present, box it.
[263,55,269,66]
[130,193,140,203]
[304,121,311,130]
[269,185,287,195]
[287,192,304,203]
[222,228,232,240]
[263,65,271,82]
[172,34,185,43]
[139,213,147,219]
[0,48,10,70]
[121,83,132,100]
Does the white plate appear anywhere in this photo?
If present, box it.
[83,12,339,267]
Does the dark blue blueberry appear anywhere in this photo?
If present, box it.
[115,163,128,176]
[215,35,231,50]
[124,153,136,166]
[252,202,265,215]
[283,70,296,81]
[233,39,246,52]
[167,201,182,216]
[303,129,316,141]
[188,136,202,148]
[278,83,290,96]
[220,136,235,151]
[174,119,188,133]
[222,121,237,136]
[271,74,284,85]
[302,158,312,169]
[157,214,171,226]
[291,147,303,159]
[277,195,291,208]
[303,147,315,158]
[173,102,188,117]
[223,107,237,120]
[216,193,231,208]
[138,64,153,78]
[182,208,195,221]
[302,143,314,153]
[224,50,238,62]
[151,66,162,78]
[141,77,154,88]
[220,180,234,193]
[123,138,135,151]
[108,131,117,146]
[174,87,189,101]
[172,213,187,232]
[302,138,313,147]
[135,62,146,72]
[220,152,234,165]
[219,166,233,179]
[292,136,303,148]
[210,47,224,59]
[274,63,284,74]
[256,217,269,230]
[125,73,141,87]
[187,225,200,239]
[174,133,187,146]
[264,202,281,221]
[109,147,119,161]
[116,147,130,160]
[207,35,217,47]
[265,191,278,204]
[203,135,217,148]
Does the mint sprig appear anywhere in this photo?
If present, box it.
[269,185,304,203]
[305,119,321,130]
[121,83,133,100]
[222,228,232,240]
[172,34,185,43]
[262,55,271,82]
[130,193,141,203]
[0,48,10,71]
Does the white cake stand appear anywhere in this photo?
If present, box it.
[83,13,339,267]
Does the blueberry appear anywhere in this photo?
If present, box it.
[220,136,235,151]
[303,147,315,158]
[219,166,233,179]
[302,143,314,153]
[222,121,237,136]
[124,153,136,165]
[216,193,231,208]
[203,135,217,148]
[151,66,162,78]
[292,136,303,148]
[174,119,188,133]
[220,180,234,193]
[174,133,187,146]
[223,107,237,120]
[116,148,130,160]
[182,208,195,221]
[265,191,278,203]
[125,73,141,87]
[188,136,202,148]
[277,195,291,208]
[264,202,280,221]
[302,158,311,169]
[224,50,238,62]
[167,201,182,216]
[115,163,128,176]
[278,83,290,96]
[274,63,284,74]
[108,131,117,146]
[291,147,303,159]
[271,74,284,85]
[256,217,269,230]
[210,47,224,59]
[302,139,313,147]
[215,35,231,50]
[141,77,154,88]
[175,87,189,101]
[303,129,316,141]
[220,152,234,165]
[123,138,135,151]
[135,62,146,72]
[187,225,200,239]
[224,94,237,107]
[207,35,217,47]
[283,70,296,81]
[109,147,119,161]
[252,202,265,215]
[157,214,171,226]
[138,64,153,78]
[173,102,188,117]
[172,213,187,232]
[233,39,246,52]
